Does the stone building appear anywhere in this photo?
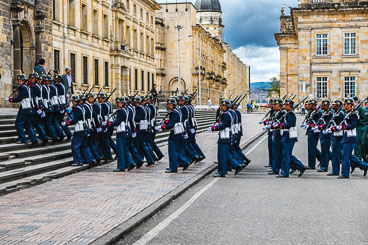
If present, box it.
[0,0,53,107]
[156,0,250,106]
[223,42,250,107]
[52,0,160,99]
[275,0,368,101]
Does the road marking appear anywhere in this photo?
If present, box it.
[133,135,266,245]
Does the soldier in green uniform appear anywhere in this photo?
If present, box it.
[359,101,368,162]
[353,96,366,161]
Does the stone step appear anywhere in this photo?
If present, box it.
[0,119,16,125]
[0,124,15,131]
[0,130,18,137]
[0,158,75,184]
[0,115,17,120]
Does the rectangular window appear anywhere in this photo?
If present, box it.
[141,70,144,91]
[83,56,88,85]
[134,69,138,90]
[53,0,56,20]
[94,59,99,85]
[344,76,356,98]
[93,10,98,35]
[103,14,108,39]
[147,72,150,91]
[126,0,130,10]
[104,62,109,87]
[81,4,87,31]
[140,32,144,52]
[133,30,138,50]
[126,26,131,46]
[316,34,328,55]
[344,33,356,55]
[70,53,76,83]
[54,50,60,73]
[68,0,75,26]
[316,77,328,98]
[134,4,137,16]
[152,73,154,88]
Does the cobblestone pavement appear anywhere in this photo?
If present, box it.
[0,114,263,244]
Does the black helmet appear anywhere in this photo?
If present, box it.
[97,93,106,99]
[116,97,124,103]
[41,74,48,81]
[309,99,318,105]
[139,95,146,102]
[71,95,80,102]
[268,98,275,104]
[17,74,27,81]
[353,96,359,102]
[87,92,94,98]
[274,98,284,105]
[176,95,185,102]
[332,99,343,106]
[47,75,53,81]
[29,73,39,80]
[167,97,177,106]
[284,99,294,106]
[321,99,330,105]
[220,99,231,107]
[344,98,354,105]
[146,94,153,100]
[184,95,192,102]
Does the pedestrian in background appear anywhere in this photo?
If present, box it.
[207,98,212,110]
[62,67,74,106]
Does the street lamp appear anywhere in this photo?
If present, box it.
[175,24,192,95]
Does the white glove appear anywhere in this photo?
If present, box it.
[155,126,162,131]
[323,129,332,135]
[102,122,107,126]
[312,126,318,131]
[4,98,9,102]
[132,133,137,138]
[263,125,271,131]
[184,133,189,139]
[208,127,212,132]
[61,122,66,127]
[41,112,46,118]
[303,125,309,130]
[87,134,91,137]
[258,121,264,125]
[300,124,306,128]
[273,123,278,128]
[60,110,65,114]
[37,110,42,115]
[97,128,102,133]
[336,126,342,131]
[190,128,195,134]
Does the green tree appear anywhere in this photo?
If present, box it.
[267,77,280,98]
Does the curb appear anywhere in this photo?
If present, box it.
[90,130,266,245]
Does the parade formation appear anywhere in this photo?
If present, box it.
[260,95,368,179]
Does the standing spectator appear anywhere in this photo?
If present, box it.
[62,67,74,105]
[207,98,212,110]
[34,58,46,75]
[247,102,252,114]
[301,104,305,115]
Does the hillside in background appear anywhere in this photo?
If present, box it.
[250,82,271,103]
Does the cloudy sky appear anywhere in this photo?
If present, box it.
[157,0,298,83]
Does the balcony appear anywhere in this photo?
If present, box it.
[157,68,166,77]
[155,42,166,51]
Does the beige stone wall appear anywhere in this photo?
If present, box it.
[276,3,368,102]
[53,0,160,100]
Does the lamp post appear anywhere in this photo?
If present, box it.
[175,24,192,95]
[198,38,202,106]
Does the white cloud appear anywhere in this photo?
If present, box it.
[234,45,279,83]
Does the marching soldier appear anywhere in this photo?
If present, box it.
[314,99,333,172]
[62,96,96,166]
[42,75,60,143]
[6,74,39,146]
[232,103,251,166]
[353,96,367,161]
[146,94,164,162]
[127,96,144,168]
[160,97,189,173]
[50,76,67,140]
[331,98,368,178]
[209,99,242,177]
[326,99,344,176]
[55,74,72,141]
[303,99,322,169]
[95,93,113,162]
[272,99,307,178]
[360,101,368,162]
[260,99,275,168]
[104,93,117,157]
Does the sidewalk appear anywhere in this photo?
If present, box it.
[0,114,263,245]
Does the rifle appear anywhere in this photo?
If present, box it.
[47,68,53,76]
[276,96,309,123]
[281,94,288,101]
[105,88,117,101]
[7,79,28,99]
[191,88,199,97]
[183,88,189,96]
[87,86,94,95]
[81,88,88,98]
[235,93,247,107]
[338,96,368,126]
[324,104,343,130]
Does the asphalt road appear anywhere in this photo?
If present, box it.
[117,123,368,245]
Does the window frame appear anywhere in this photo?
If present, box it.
[104,61,109,87]
[83,56,88,85]
[316,33,328,56]
[316,76,328,98]
[344,33,356,55]
[344,76,356,98]
[94,59,99,86]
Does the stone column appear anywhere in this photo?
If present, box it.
[35,26,43,62]
[12,20,22,83]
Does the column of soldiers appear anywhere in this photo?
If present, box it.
[260,95,368,179]
[5,71,209,172]
[208,95,252,177]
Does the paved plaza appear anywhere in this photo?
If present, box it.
[0,114,263,244]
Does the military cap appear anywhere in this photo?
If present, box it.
[86,92,94,98]
[41,74,48,81]
[97,93,106,99]
[29,73,40,80]
[220,99,231,107]
[321,99,330,105]
[146,94,153,100]
[353,96,359,102]
[17,74,27,81]
[284,99,294,106]
[184,95,192,102]
[71,95,80,102]
[344,98,354,105]
[176,95,185,101]
[309,99,318,105]
[47,75,53,81]
[274,98,284,105]
[268,98,275,104]
[167,97,177,106]
[332,99,343,106]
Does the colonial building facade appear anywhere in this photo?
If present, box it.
[53,0,160,99]
[275,0,368,101]
[0,0,53,107]
[156,0,250,106]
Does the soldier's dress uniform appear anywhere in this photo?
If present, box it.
[50,81,66,139]
[55,78,72,140]
[105,99,117,155]
[161,98,188,173]
[41,77,60,142]
[270,105,286,174]
[127,102,144,168]
[333,99,368,178]
[65,97,95,166]
[210,101,235,177]
[328,101,345,176]
[306,103,322,169]
[315,100,333,172]
[31,78,49,144]
[355,102,368,162]
[147,99,164,161]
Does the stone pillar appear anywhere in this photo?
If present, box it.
[12,20,22,84]
[35,26,43,62]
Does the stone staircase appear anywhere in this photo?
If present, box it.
[0,110,216,195]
